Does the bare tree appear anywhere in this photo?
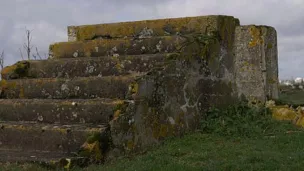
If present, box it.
[23,28,34,60]
[0,50,4,70]
[32,47,43,60]
[19,27,48,60]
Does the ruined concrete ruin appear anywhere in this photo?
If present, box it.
[0,15,278,166]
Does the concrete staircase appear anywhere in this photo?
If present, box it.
[0,53,168,162]
[0,15,196,163]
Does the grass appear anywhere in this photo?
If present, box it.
[278,85,304,106]
[2,90,304,171]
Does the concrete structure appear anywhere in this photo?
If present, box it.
[0,15,278,168]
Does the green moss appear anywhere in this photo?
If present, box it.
[0,80,17,91]
[165,53,180,60]
[19,87,25,98]
[172,32,220,65]
[14,61,30,77]
[267,43,273,49]
[268,78,277,84]
[112,101,128,121]
[218,16,236,50]
[78,141,102,161]
[0,80,8,88]
[1,61,30,79]
[77,25,97,41]
[86,132,102,144]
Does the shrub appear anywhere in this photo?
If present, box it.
[199,102,297,138]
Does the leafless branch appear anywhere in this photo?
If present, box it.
[23,27,34,60]
[35,47,42,59]
[0,50,4,70]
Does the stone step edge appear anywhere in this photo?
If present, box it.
[0,121,108,130]
[0,149,92,169]
[0,98,126,124]
[29,53,174,61]
[67,15,239,41]
[1,72,141,82]
[1,53,172,80]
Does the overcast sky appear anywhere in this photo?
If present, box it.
[0,0,303,79]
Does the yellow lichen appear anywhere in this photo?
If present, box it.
[248,26,264,47]
[77,25,96,41]
[1,61,30,78]
[0,80,8,89]
[79,141,102,161]
[126,140,135,150]
[271,106,298,121]
[53,128,68,135]
[0,80,17,90]
[1,65,17,77]
[129,82,139,95]
[85,128,103,133]
[126,56,134,60]
[268,78,277,84]
[113,110,121,120]
[19,87,25,98]
[72,16,233,41]
[266,100,301,122]
[159,124,168,137]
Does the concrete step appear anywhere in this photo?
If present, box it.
[0,75,138,99]
[67,15,239,41]
[0,98,123,124]
[49,35,186,58]
[0,149,75,163]
[0,122,106,154]
[1,54,169,80]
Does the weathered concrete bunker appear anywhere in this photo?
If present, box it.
[0,15,278,166]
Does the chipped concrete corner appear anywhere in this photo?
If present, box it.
[0,15,279,167]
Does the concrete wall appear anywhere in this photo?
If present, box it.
[109,19,279,156]
[109,16,243,154]
[234,25,279,104]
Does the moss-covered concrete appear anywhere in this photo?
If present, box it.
[111,63,238,153]
[67,15,239,42]
[0,15,279,165]
[0,99,122,124]
[110,24,239,153]
[49,36,188,59]
[0,75,137,99]
[1,54,170,79]
[0,122,106,153]
[1,61,30,79]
